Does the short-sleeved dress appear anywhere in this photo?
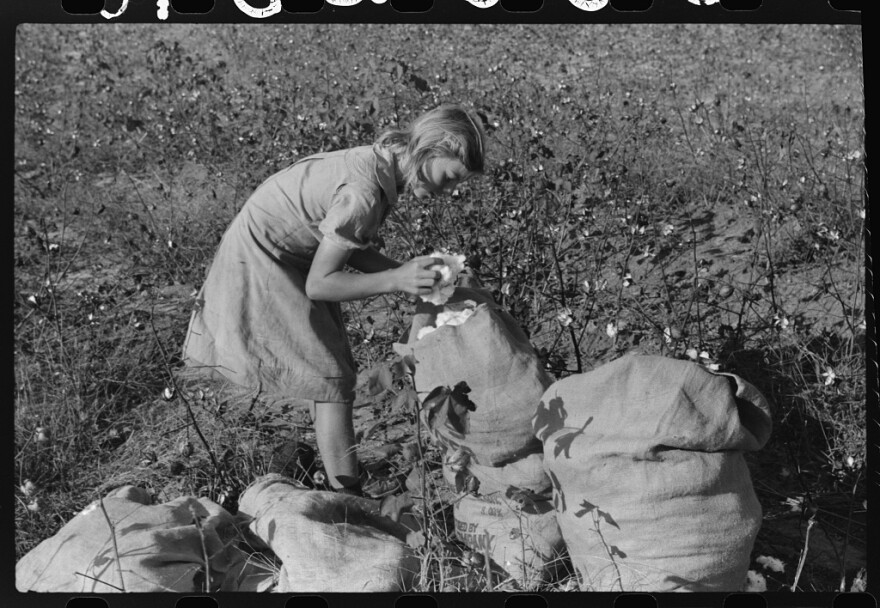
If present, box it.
[182,144,399,403]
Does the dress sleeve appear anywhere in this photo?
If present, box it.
[318,183,385,250]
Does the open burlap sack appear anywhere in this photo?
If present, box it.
[16,486,246,592]
[534,355,772,592]
[237,475,419,592]
[394,287,552,466]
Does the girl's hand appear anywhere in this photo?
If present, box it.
[393,255,443,296]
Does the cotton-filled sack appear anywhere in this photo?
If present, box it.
[453,491,566,588]
[16,486,245,592]
[534,355,772,592]
[394,287,553,466]
[237,475,419,592]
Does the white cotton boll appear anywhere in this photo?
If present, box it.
[432,264,453,284]
[417,326,438,340]
[436,308,476,328]
[744,570,767,592]
[420,252,467,306]
[416,301,478,340]
[79,501,99,517]
[756,555,786,574]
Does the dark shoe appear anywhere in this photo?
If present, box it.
[334,485,365,498]
[362,475,404,499]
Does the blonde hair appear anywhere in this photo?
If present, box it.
[376,104,486,189]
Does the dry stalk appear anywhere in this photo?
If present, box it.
[148,313,226,482]
[483,530,493,591]
[592,512,623,592]
[670,85,699,161]
[415,402,429,549]
[548,236,583,373]
[401,358,431,551]
[189,504,212,593]
[791,514,816,591]
[688,219,705,348]
[839,469,863,592]
[98,495,126,593]
[517,508,528,588]
[74,571,125,592]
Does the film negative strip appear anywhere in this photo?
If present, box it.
[3,1,869,608]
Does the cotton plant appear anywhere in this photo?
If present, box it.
[419,251,467,306]
[686,347,721,371]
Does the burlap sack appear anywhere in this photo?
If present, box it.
[534,355,772,592]
[453,492,566,588]
[394,287,552,466]
[16,486,246,592]
[237,475,419,592]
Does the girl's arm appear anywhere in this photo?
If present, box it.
[306,238,441,302]
[346,246,402,274]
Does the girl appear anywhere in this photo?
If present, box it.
[182,104,486,496]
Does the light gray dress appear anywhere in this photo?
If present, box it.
[183,144,399,402]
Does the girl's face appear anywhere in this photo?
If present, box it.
[412,156,473,200]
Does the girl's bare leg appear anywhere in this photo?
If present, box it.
[311,400,360,493]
